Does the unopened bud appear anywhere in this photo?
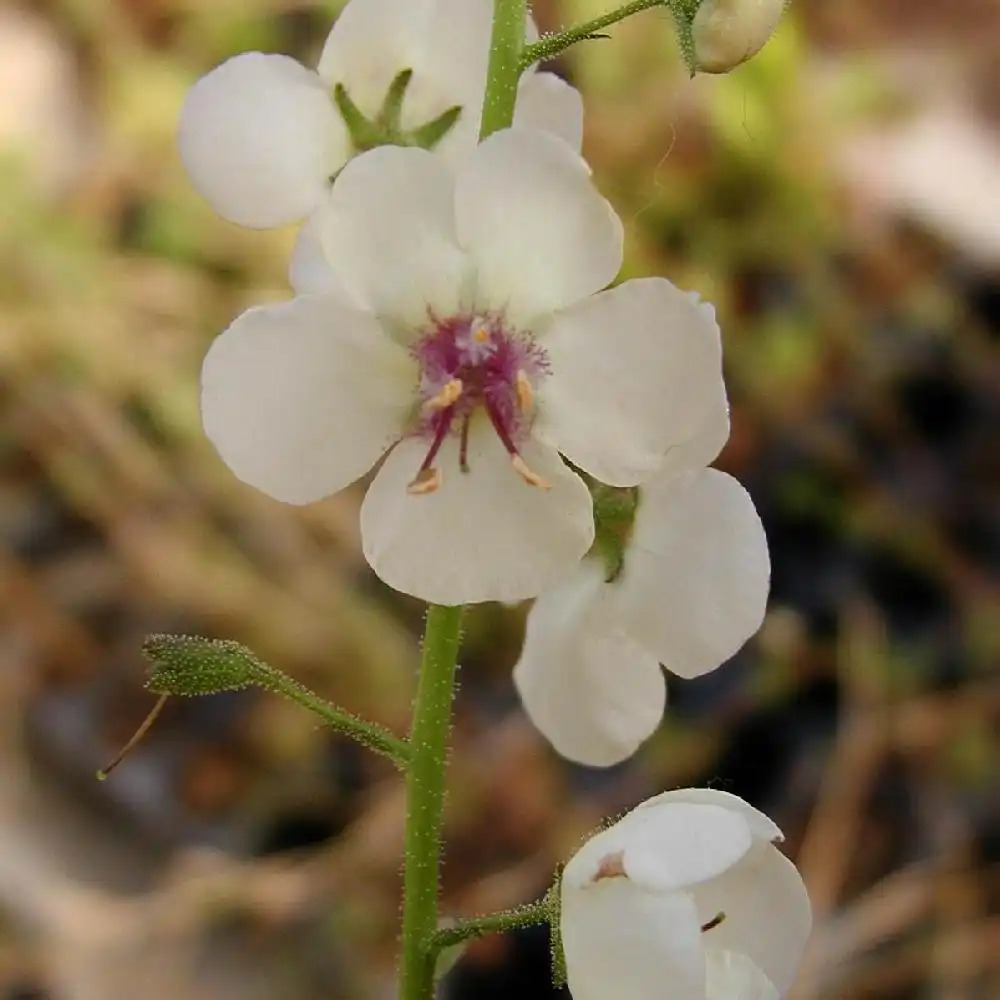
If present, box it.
[692,0,787,74]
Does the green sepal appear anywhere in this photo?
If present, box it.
[332,73,463,156]
[410,105,463,150]
[334,83,383,152]
[377,68,414,134]
[591,483,639,582]
[143,634,266,696]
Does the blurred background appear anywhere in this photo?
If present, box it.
[1,0,998,997]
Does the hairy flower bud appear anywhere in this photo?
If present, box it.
[692,0,787,73]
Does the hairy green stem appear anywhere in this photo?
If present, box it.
[399,604,465,1000]
[479,0,527,139]
[520,0,667,68]
[264,674,410,766]
[429,897,552,953]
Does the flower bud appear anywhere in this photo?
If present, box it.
[559,789,812,1000]
[692,0,787,73]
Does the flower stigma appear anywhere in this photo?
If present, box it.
[408,313,551,495]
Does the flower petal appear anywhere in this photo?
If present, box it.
[657,338,731,481]
[360,424,594,604]
[689,844,812,995]
[317,0,492,123]
[201,295,414,505]
[638,788,784,843]
[178,54,348,228]
[534,278,724,487]
[288,214,359,300]
[614,469,770,677]
[513,72,584,153]
[561,880,705,1000]
[319,145,471,327]
[564,800,754,896]
[455,129,623,324]
[706,951,780,1000]
[513,562,665,766]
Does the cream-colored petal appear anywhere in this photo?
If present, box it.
[360,424,593,604]
[513,562,665,766]
[615,469,770,678]
[201,295,414,504]
[535,278,724,486]
[513,72,584,153]
[564,799,754,896]
[656,302,731,481]
[561,879,705,1000]
[319,144,471,327]
[455,129,622,325]
[690,843,812,996]
[706,950,780,1000]
[178,53,348,228]
[288,214,359,300]
[638,788,783,843]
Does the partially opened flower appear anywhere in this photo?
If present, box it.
[178,0,582,231]
[200,129,725,605]
[513,417,770,765]
[561,788,811,1000]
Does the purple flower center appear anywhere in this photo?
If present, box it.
[407,313,551,494]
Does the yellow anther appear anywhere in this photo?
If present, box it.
[473,326,490,344]
[511,454,551,491]
[425,378,463,412]
[407,468,442,495]
[515,370,534,415]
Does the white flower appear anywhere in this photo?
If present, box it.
[200,129,725,606]
[561,788,812,1000]
[178,0,583,230]
[692,0,787,74]
[513,409,769,765]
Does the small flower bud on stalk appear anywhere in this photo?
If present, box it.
[692,0,787,73]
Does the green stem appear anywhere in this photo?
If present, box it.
[429,897,552,953]
[259,668,411,768]
[399,604,465,1000]
[520,0,667,69]
[479,0,527,139]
